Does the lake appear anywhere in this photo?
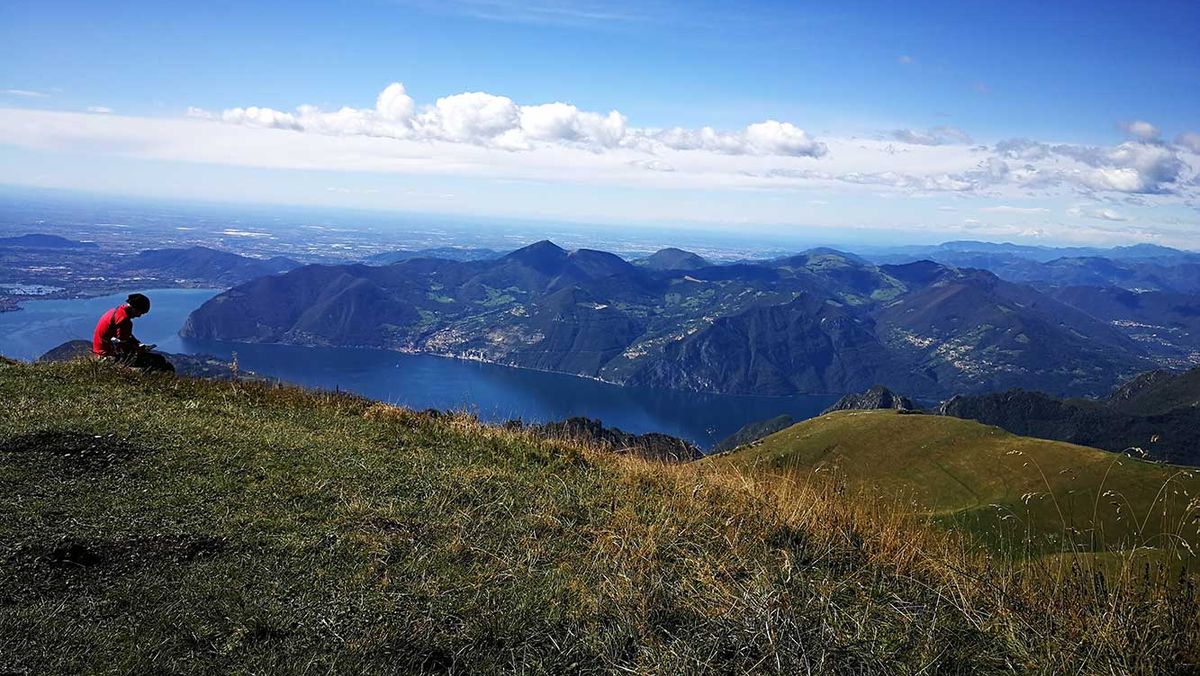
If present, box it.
[0,289,838,449]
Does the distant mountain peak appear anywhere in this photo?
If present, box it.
[509,240,566,257]
[502,240,569,271]
[496,242,571,276]
[823,385,915,414]
[636,247,710,271]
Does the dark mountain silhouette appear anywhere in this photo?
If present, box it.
[0,233,97,249]
[635,248,710,271]
[873,267,1150,396]
[872,247,1200,295]
[823,385,915,414]
[183,241,1158,398]
[1105,368,1200,416]
[125,246,300,286]
[1047,286,1200,360]
[509,417,701,463]
[938,367,1200,466]
[366,247,500,265]
[711,414,795,454]
[872,240,1200,265]
[625,293,925,396]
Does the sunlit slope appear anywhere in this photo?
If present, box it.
[1,361,1197,671]
[724,410,1199,554]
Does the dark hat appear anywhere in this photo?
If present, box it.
[126,293,151,313]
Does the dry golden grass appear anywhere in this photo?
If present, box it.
[0,360,1196,673]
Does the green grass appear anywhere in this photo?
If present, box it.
[1,361,1197,673]
[723,410,1200,558]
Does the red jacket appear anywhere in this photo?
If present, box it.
[93,305,140,356]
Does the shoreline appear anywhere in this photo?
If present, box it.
[181,333,850,402]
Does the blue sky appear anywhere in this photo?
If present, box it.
[2,0,1198,246]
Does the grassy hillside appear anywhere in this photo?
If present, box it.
[0,361,1197,672]
[725,410,1200,557]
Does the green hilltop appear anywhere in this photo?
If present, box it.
[722,410,1200,558]
[0,361,1197,673]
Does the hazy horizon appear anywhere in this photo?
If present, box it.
[2,1,1197,248]
[4,183,1199,258]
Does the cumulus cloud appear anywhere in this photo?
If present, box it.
[86,106,113,114]
[890,125,972,146]
[375,82,415,121]
[2,97,1196,230]
[1120,120,1159,141]
[742,121,826,157]
[197,81,826,158]
[996,138,1186,194]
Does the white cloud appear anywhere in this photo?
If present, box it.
[890,125,972,146]
[520,102,626,148]
[195,81,827,158]
[1120,120,1159,141]
[1,85,1196,223]
[742,120,826,157]
[1068,206,1129,221]
[628,158,674,172]
[417,91,520,144]
[897,55,915,65]
[996,138,1186,194]
[86,106,113,114]
[1177,131,1200,154]
[980,205,1049,214]
[220,105,303,131]
[4,89,49,98]
[375,82,415,121]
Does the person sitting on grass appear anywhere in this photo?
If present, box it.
[91,293,174,373]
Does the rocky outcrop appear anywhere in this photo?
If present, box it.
[823,385,915,414]
[511,417,702,463]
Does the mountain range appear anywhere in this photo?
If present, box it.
[938,367,1200,465]
[181,240,1167,399]
[125,246,300,286]
[866,240,1200,295]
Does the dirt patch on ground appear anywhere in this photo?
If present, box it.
[9,534,228,572]
[0,430,150,471]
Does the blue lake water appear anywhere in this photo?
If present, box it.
[0,288,838,449]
